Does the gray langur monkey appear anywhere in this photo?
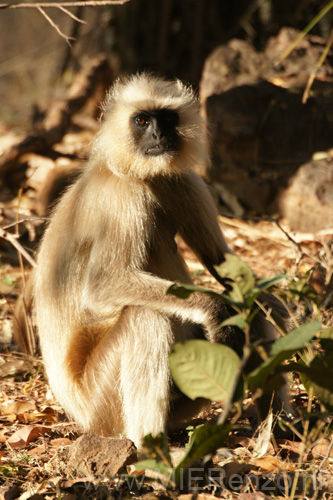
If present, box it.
[34,74,293,447]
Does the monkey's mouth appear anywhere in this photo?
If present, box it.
[145,146,168,156]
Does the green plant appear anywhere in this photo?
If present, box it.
[133,255,332,490]
[131,255,333,487]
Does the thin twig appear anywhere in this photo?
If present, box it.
[0,0,132,8]
[303,29,333,103]
[38,6,75,45]
[58,5,86,23]
[273,220,304,254]
[275,0,333,65]
[0,228,36,268]
[3,217,49,231]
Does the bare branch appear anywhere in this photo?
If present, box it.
[38,6,75,45]
[0,0,132,58]
[0,228,36,268]
[58,5,86,23]
[0,0,132,9]
[3,218,49,230]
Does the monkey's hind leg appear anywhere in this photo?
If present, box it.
[62,320,126,438]
[118,307,174,447]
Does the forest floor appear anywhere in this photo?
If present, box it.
[1,209,333,499]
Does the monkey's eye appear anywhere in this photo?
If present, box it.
[135,115,149,127]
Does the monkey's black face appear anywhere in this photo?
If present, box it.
[130,108,181,156]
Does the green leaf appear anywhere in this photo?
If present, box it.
[214,254,255,302]
[174,423,234,485]
[252,275,286,299]
[169,340,242,402]
[300,352,333,411]
[319,327,333,339]
[219,313,247,330]
[141,432,173,468]
[318,327,333,351]
[133,459,173,478]
[167,283,220,300]
[270,320,322,356]
[247,321,322,392]
[167,282,242,308]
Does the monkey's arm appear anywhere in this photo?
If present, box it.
[178,172,231,280]
[83,270,229,341]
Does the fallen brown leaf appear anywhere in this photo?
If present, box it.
[251,455,293,473]
[40,406,58,414]
[0,400,36,415]
[221,461,258,482]
[24,411,58,423]
[311,439,333,459]
[27,445,45,456]
[1,414,16,423]
[7,424,50,448]
[230,435,255,448]
[276,439,304,456]
[50,437,71,447]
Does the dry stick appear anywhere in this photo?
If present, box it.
[59,5,84,74]
[0,0,118,43]
[0,0,132,8]
[38,5,75,45]
[58,4,86,22]
[303,29,333,104]
[0,228,36,268]
[3,218,49,231]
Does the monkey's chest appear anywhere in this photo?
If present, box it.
[144,211,185,280]
[149,208,178,251]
